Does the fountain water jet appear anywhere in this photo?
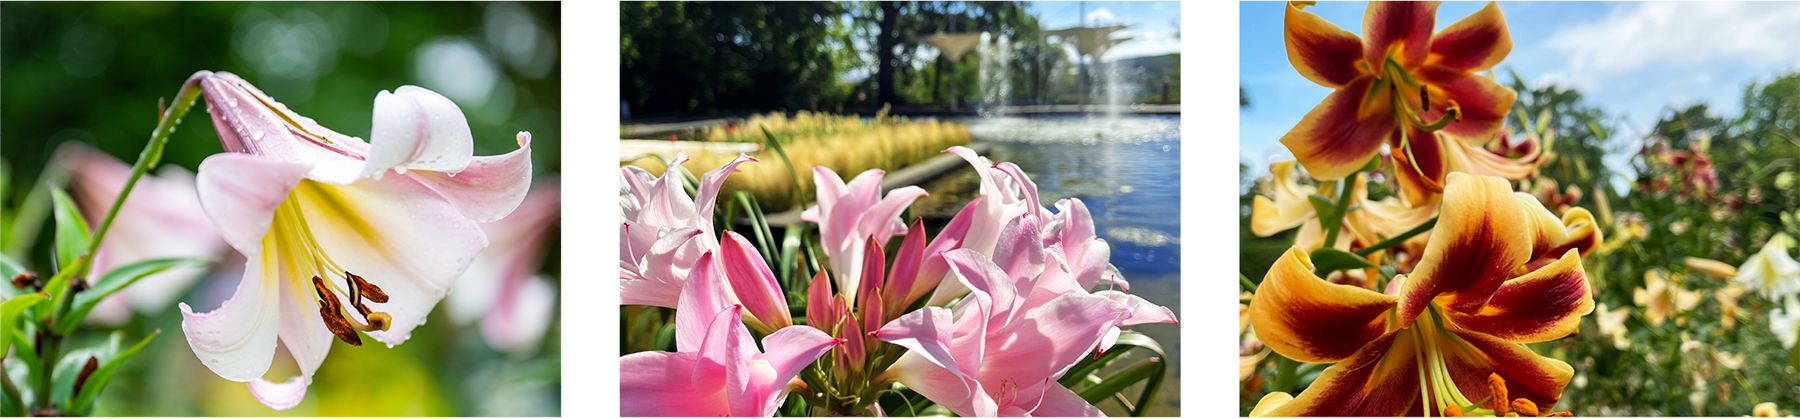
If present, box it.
[978,32,1013,118]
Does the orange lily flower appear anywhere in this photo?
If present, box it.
[1251,161,1436,252]
[1249,173,1592,416]
[1280,1,1520,206]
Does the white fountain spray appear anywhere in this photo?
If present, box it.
[978,32,1012,118]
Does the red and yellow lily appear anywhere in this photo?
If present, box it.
[1249,173,1592,416]
[1281,1,1522,206]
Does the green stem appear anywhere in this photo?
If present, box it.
[1239,274,1257,293]
[33,332,59,409]
[0,359,21,417]
[1272,355,1299,394]
[1356,217,1440,256]
[71,73,207,284]
[1320,176,1356,250]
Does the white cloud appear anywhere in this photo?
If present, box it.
[1086,8,1116,24]
[1545,2,1800,89]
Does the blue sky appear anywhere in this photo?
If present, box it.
[1030,1,1182,61]
[1239,1,1800,175]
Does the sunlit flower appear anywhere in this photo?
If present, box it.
[1734,233,1800,299]
[619,251,843,416]
[873,246,1162,416]
[1252,161,1436,253]
[1280,1,1517,205]
[800,166,926,306]
[1634,270,1703,327]
[178,71,532,410]
[1249,173,1590,416]
[619,152,757,308]
[445,177,559,354]
[1755,402,1788,417]
[1771,296,1800,350]
[1595,303,1631,350]
[1715,284,1747,330]
[1711,350,1745,371]
[1391,128,1544,207]
[53,142,225,325]
[925,146,1044,305]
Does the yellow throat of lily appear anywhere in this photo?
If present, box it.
[271,182,394,346]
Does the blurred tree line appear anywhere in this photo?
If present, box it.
[620,1,1052,118]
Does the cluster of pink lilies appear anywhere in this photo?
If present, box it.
[619,146,1178,416]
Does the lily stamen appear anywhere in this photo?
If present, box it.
[312,276,362,346]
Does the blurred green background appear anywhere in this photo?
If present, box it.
[1,2,560,416]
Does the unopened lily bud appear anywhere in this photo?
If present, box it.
[719,231,791,333]
[883,219,929,319]
[1683,257,1737,280]
[857,236,886,329]
[805,270,834,331]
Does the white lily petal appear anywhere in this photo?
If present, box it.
[408,132,534,223]
[247,376,308,411]
[274,264,334,386]
[365,86,474,177]
[195,153,314,255]
[289,175,488,346]
[179,244,283,382]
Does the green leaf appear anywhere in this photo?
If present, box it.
[1791,340,1800,372]
[735,192,780,269]
[36,257,81,323]
[0,293,49,361]
[10,333,39,381]
[68,330,158,416]
[56,258,209,335]
[3,165,64,258]
[760,127,808,210]
[1305,194,1336,224]
[49,187,91,271]
[1310,247,1378,274]
[1075,357,1164,408]
[778,223,808,291]
[1058,331,1165,390]
[0,161,8,214]
[51,332,122,407]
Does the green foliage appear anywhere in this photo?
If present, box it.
[621,2,851,115]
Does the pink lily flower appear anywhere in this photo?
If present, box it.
[799,166,927,306]
[929,149,1141,308]
[176,71,532,410]
[924,147,1041,306]
[52,142,225,325]
[872,213,1176,416]
[619,152,757,308]
[620,251,844,416]
[446,176,560,355]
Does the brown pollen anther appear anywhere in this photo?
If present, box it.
[347,271,389,303]
[312,276,362,346]
[1420,87,1431,110]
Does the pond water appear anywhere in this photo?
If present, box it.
[927,114,1183,415]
